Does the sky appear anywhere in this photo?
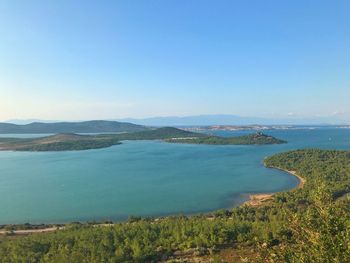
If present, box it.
[1,0,350,123]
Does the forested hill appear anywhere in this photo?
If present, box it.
[0,120,148,134]
[0,149,349,262]
[264,149,350,200]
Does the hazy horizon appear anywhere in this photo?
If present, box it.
[2,113,349,126]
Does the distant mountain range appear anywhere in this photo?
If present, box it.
[0,120,148,134]
[4,119,60,125]
[3,114,348,130]
[117,114,349,126]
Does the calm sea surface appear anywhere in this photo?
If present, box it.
[0,128,349,224]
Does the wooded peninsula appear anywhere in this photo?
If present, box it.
[0,127,285,151]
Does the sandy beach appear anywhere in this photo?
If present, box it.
[243,169,305,207]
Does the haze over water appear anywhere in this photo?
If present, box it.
[0,128,350,224]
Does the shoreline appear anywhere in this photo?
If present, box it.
[242,167,305,207]
[0,226,65,235]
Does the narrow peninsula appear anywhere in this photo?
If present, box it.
[0,127,286,152]
[166,131,286,145]
[0,127,204,151]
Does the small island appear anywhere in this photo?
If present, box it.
[0,128,286,152]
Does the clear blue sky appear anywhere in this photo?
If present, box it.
[1,0,349,122]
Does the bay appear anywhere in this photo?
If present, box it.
[0,128,349,224]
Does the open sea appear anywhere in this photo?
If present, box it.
[0,127,350,224]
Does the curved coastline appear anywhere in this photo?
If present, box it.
[242,166,305,207]
[0,166,308,235]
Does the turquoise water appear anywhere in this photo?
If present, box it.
[0,128,350,224]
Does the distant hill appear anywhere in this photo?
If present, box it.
[0,120,148,134]
[4,119,59,125]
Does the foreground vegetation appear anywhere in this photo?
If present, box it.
[0,149,349,262]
